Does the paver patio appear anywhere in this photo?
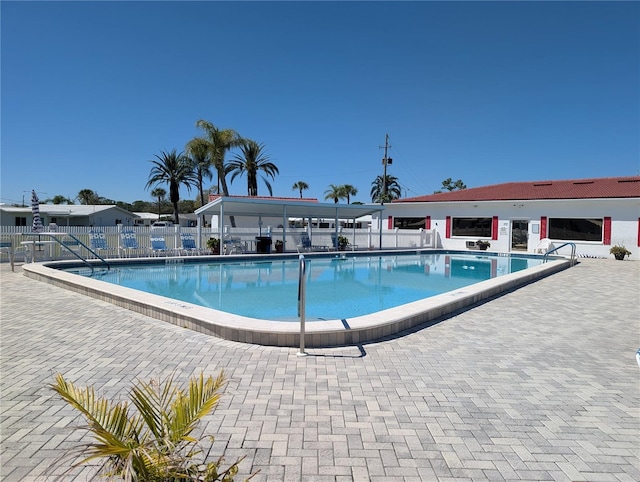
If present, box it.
[1,258,638,481]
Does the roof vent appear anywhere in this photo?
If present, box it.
[573,181,594,185]
[618,179,640,183]
[533,183,552,187]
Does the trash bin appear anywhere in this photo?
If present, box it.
[255,236,272,254]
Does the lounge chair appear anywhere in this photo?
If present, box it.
[120,229,147,257]
[179,232,203,255]
[150,235,173,257]
[223,236,246,255]
[296,232,328,253]
[89,230,118,258]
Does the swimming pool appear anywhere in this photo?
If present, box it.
[63,253,543,321]
[22,250,570,347]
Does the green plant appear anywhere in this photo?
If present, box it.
[275,239,283,248]
[610,245,631,260]
[476,240,491,249]
[50,371,251,481]
[207,237,220,253]
[337,235,349,250]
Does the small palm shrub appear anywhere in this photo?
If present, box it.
[51,371,252,481]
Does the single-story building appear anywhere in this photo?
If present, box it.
[0,204,139,228]
[376,176,640,259]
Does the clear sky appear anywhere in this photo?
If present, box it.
[2,1,638,207]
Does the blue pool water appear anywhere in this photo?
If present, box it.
[65,253,543,321]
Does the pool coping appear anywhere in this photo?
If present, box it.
[21,251,571,347]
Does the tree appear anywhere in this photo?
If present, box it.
[324,184,344,204]
[145,149,197,225]
[185,137,213,207]
[45,195,74,205]
[195,120,243,198]
[227,140,279,196]
[77,189,99,205]
[150,187,167,220]
[292,181,309,198]
[370,175,401,203]
[341,184,358,204]
[436,178,467,193]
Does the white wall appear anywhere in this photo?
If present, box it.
[376,198,640,260]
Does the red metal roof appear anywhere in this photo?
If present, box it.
[395,176,640,203]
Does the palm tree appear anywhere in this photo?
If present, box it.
[370,175,402,203]
[195,120,243,198]
[77,189,99,205]
[324,184,344,204]
[50,371,246,480]
[150,187,166,220]
[292,181,309,198]
[227,140,279,196]
[341,184,358,204]
[146,149,197,225]
[185,137,213,207]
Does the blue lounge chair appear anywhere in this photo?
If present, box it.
[179,232,202,255]
[120,229,147,257]
[150,235,173,256]
[89,230,118,258]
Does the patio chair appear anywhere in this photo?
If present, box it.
[150,235,173,257]
[89,230,118,258]
[223,236,246,255]
[0,238,15,271]
[120,229,147,257]
[535,238,554,254]
[296,232,327,253]
[179,232,203,255]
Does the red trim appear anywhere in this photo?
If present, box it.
[540,217,547,238]
[445,216,451,238]
[492,216,498,240]
[425,216,431,230]
[603,217,611,245]
[387,216,393,230]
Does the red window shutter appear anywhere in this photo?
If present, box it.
[603,217,611,245]
[425,216,431,230]
[492,216,498,240]
[387,216,393,230]
[445,216,451,238]
[540,217,547,238]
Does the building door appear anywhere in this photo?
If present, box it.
[511,220,528,251]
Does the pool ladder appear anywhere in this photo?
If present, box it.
[24,232,110,273]
[543,242,577,267]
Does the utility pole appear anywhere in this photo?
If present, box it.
[378,134,392,250]
[379,134,392,203]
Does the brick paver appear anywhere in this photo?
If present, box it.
[1,259,639,481]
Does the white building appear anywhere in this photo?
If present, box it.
[375,176,640,259]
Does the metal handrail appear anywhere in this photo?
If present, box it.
[543,242,577,267]
[297,254,308,356]
[24,232,110,273]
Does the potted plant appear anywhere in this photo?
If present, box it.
[275,239,284,253]
[476,240,491,251]
[610,245,631,260]
[206,237,220,254]
[337,235,349,251]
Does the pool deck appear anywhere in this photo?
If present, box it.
[1,259,639,481]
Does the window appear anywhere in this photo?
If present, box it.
[548,218,602,242]
[393,217,426,230]
[15,217,26,226]
[451,217,492,238]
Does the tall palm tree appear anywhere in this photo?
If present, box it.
[324,184,344,204]
[150,187,166,220]
[195,120,243,198]
[227,140,279,196]
[370,175,402,203]
[341,184,358,204]
[292,181,309,198]
[146,149,197,225]
[185,137,213,207]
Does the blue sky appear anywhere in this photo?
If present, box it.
[2,1,638,206]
